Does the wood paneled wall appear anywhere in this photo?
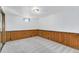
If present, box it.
[38,30,79,49]
[5,29,79,49]
[6,30,38,42]
[0,32,1,42]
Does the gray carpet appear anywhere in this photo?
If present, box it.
[1,36,79,53]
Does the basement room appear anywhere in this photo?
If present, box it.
[0,6,79,53]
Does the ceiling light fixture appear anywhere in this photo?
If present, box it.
[32,7,40,14]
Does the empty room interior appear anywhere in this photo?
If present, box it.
[0,6,79,53]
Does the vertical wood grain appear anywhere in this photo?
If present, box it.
[38,30,79,49]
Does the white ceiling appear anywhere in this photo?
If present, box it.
[1,6,63,18]
[2,6,79,18]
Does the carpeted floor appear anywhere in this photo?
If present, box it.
[1,36,79,53]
